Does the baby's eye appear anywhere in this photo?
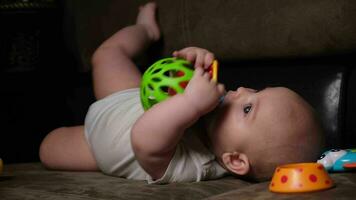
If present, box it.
[243,104,252,114]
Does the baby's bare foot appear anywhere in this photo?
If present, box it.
[136,2,160,41]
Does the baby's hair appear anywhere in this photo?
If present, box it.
[245,105,325,182]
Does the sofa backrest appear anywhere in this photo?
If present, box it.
[62,0,356,71]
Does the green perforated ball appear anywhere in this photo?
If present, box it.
[140,57,193,110]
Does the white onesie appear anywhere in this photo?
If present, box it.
[84,88,228,184]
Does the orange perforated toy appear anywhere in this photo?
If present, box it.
[269,163,334,193]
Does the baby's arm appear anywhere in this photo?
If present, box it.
[131,48,225,180]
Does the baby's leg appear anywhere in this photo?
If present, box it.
[39,126,98,171]
[92,2,160,99]
[39,2,160,171]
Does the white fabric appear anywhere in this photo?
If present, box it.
[84,88,228,184]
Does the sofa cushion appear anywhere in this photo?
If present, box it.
[1,163,356,199]
[0,163,250,200]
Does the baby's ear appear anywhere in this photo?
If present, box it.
[221,152,250,175]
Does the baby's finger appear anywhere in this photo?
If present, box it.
[172,50,187,58]
[195,52,205,69]
[194,66,204,76]
[186,52,196,63]
[204,53,215,69]
[172,50,179,57]
[217,84,226,95]
[175,47,194,57]
[202,71,211,80]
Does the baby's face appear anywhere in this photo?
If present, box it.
[208,86,304,155]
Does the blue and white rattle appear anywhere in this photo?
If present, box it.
[317,149,356,172]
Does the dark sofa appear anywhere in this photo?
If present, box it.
[1,0,356,199]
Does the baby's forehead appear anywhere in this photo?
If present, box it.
[263,87,298,98]
[262,87,305,108]
[257,88,309,126]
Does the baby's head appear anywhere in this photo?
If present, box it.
[207,87,325,181]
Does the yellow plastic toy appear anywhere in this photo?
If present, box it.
[210,60,218,82]
[269,163,334,193]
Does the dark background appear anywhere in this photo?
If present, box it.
[0,0,95,163]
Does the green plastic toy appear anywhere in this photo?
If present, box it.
[140,57,194,110]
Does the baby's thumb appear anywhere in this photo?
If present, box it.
[193,67,204,77]
[217,84,226,96]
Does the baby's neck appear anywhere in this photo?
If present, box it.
[196,110,219,152]
[197,112,227,169]
[202,108,219,138]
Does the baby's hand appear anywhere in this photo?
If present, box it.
[184,67,225,115]
[173,47,214,69]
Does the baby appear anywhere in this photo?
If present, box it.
[39,2,325,183]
